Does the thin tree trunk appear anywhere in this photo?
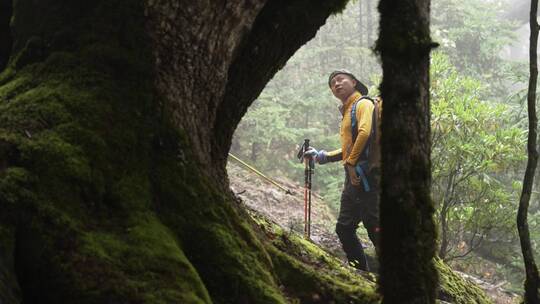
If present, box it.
[376,0,438,303]
[517,0,540,302]
[439,172,455,260]
[439,204,449,259]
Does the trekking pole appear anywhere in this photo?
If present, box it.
[307,147,314,238]
[296,139,314,239]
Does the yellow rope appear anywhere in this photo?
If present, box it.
[228,153,292,195]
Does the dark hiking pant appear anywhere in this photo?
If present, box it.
[336,168,380,271]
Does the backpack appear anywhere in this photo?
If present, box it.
[351,96,382,191]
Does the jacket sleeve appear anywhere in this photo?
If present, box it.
[346,100,374,165]
[326,148,342,162]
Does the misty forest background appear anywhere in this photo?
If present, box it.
[230,0,538,292]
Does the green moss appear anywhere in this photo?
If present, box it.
[252,213,381,303]
[0,225,20,304]
[152,146,289,303]
[436,258,492,304]
[0,0,212,301]
[9,203,211,303]
[0,66,15,86]
[20,131,91,181]
[0,167,36,208]
[0,152,211,302]
[271,248,379,303]
[0,70,30,101]
[79,213,212,304]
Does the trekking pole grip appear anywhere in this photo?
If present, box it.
[296,138,310,163]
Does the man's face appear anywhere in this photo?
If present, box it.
[329,74,357,101]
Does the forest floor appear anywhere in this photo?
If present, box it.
[227,161,521,304]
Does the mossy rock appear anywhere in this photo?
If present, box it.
[436,259,492,304]
[250,211,380,303]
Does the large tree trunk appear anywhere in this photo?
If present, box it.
[0,0,350,302]
[0,0,11,71]
[376,0,438,303]
[517,0,540,302]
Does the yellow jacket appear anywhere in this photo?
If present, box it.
[327,91,374,166]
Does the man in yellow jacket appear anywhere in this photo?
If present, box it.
[305,70,380,271]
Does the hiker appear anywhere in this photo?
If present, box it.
[305,69,380,271]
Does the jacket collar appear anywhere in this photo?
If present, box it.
[343,91,362,111]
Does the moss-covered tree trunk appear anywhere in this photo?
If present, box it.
[376,0,438,303]
[0,0,350,303]
[0,0,11,71]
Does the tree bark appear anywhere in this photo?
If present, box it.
[0,0,12,71]
[213,0,350,175]
[376,0,438,303]
[517,0,540,302]
[0,0,349,302]
[438,204,449,260]
[438,171,455,260]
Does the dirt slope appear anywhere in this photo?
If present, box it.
[227,161,347,257]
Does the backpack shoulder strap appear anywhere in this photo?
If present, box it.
[351,96,375,142]
[351,96,376,192]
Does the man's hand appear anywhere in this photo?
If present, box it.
[304,147,328,164]
[345,164,361,186]
[304,147,319,159]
